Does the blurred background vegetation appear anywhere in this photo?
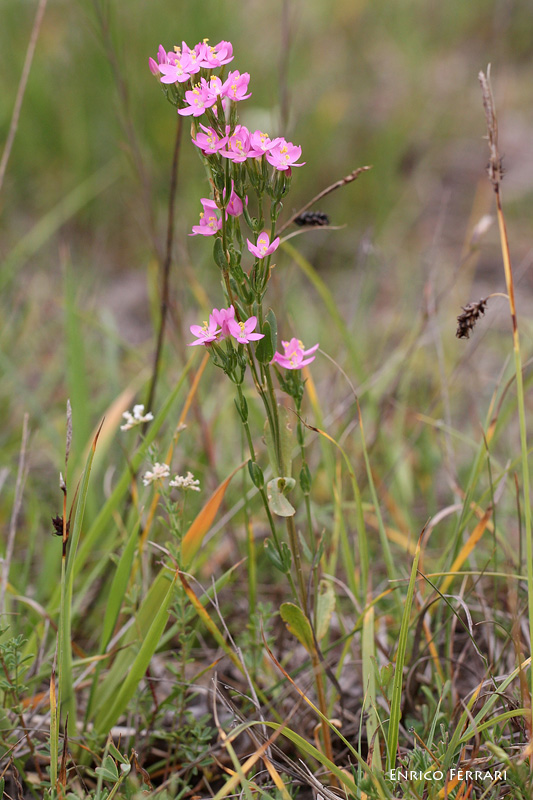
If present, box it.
[2,0,533,596]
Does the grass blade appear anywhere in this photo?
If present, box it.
[386,531,421,771]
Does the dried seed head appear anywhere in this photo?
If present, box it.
[52,515,69,537]
[294,210,330,227]
[479,68,503,189]
[456,298,488,339]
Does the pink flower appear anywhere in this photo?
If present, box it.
[178,78,216,117]
[227,316,264,344]
[196,40,234,68]
[211,305,235,337]
[189,198,222,236]
[205,75,225,100]
[159,52,195,84]
[192,124,228,154]
[180,41,202,72]
[221,125,252,162]
[225,186,246,217]
[148,57,160,76]
[248,130,281,157]
[188,314,221,346]
[246,232,280,259]
[266,138,305,170]
[272,338,319,369]
[222,70,252,102]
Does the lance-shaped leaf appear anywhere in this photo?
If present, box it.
[94,570,177,734]
[315,579,336,642]
[181,461,245,566]
[280,603,314,653]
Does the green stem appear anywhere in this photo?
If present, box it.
[285,515,307,610]
[494,189,533,729]
[234,381,298,601]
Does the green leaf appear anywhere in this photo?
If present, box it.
[234,394,248,422]
[60,422,103,734]
[379,662,394,695]
[266,477,296,517]
[95,755,119,782]
[99,518,141,653]
[107,741,129,765]
[94,571,177,734]
[213,236,228,270]
[299,463,312,495]
[91,571,172,722]
[315,579,336,642]
[280,603,314,653]
[247,460,264,489]
[264,538,291,573]
[265,308,277,351]
[255,321,273,363]
[387,539,421,771]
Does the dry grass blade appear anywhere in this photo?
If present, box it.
[0,0,48,193]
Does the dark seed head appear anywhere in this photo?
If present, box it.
[294,211,330,227]
[456,298,488,339]
[52,515,69,537]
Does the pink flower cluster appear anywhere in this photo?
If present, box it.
[193,124,304,171]
[189,305,264,346]
[150,39,304,171]
[272,338,319,370]
[149,40,234,81]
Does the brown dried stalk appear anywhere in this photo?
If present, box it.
[0,0,48,194]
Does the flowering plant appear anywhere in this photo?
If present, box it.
[149,36,345,763]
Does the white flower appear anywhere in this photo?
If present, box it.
[120,404,154,431]
[169,471,201,492]
[142,462,170,486]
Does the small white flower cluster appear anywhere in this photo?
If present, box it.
[142,462,170,486]
[141,463,201,492]
[120,404,154,431]
[169,471,201,492]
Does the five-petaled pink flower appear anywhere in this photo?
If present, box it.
[189,198,222,236]
[221,125,252,162]
[266,138,305,170]
[179,79,217,117]
[222,70,251,102]
[227,316,264,344]
[192,124,228,154]
[246,232,280,259]
[196,39,234,68]
[249,130,281,157]
[158,52,196,84]
[272,338,319,369]
[188,314,221,346]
